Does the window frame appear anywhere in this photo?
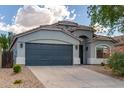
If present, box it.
[95,44,111,59]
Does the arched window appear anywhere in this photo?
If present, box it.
[96,45,110,58]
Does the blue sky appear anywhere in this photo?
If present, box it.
[0,5,90,25]
[0,5,22,24]
[0,5,122,36]
[0,5,91,35]
[67,5,90,25]
[0,5,22,35]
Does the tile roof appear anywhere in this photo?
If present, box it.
[9,22,83,50]
[91,35,117,43]
[113,35,124,46]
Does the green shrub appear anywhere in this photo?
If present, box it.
[107,52,124,75]
[13,80,22,84]
[101,62,105,66]
[13,64,22,73]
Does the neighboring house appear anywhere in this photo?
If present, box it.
[112,35,124,52]
[9,21,115,66]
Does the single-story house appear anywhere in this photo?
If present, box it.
[9,21,116,66]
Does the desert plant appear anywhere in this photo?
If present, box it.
[0,34,10,50]
[107,52,124,75]
[101,62,105,66]
[13,64,22,73]
[13,80,22,84]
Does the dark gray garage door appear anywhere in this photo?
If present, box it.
[25,43,73,66]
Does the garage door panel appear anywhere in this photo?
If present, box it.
[27,54,72,59]
[26,59,72,66]
[25,43,73,66]
[28,48,71,52]
[27,48,71,54]
[27,56,72,60]
[27,52,71,57]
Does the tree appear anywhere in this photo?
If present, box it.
[8,32,14,46]
[87,5,124,35]
[0,34,10,51]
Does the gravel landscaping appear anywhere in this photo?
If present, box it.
[83,65,124,81]
[0,66,45,88]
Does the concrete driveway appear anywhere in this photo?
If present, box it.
[28,66,124,88]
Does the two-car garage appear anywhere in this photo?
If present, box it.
[10,27,81,66]
[25,43,73,66]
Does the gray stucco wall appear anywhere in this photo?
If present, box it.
[13,30,80,65]
[72,30,94,64]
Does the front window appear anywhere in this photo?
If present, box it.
[96,45,110,58]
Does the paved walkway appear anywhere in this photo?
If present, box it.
[28,66,124,88]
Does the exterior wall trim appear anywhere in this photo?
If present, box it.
[27,39,73,44]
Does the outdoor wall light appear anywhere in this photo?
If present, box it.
[20,43,23,48]
[75,45,78,50]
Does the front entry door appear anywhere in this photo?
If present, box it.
[79,45,83,64]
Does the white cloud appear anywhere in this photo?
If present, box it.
[0,16,5,20]
[0,22,10,31]
[66,13,76,20]
[10,5,76,33]
[0,5,77,34]
[8,24,31,33]
[93,23,110,33]
[71,9,75,14]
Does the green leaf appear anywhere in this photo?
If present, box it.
[87,5,124,34]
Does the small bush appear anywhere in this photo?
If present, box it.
[13,80,22,84]
[101,62,105,66]
[107,52,124,75]
[13,64,22,73]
